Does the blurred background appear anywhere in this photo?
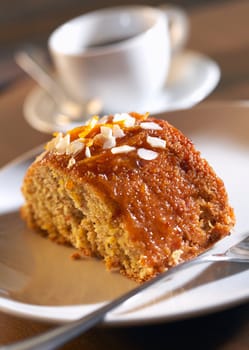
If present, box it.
[0,0,224,92]
[1,0,249,103]
[0,0,217,50]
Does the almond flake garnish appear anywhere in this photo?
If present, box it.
[45,132,63,152]
[123,116,136,127]
[140,122,162,130]
[85,146,91,158]
[146,136,166,149]
[137,148,158,160]
[113,124,125,138]
[103,136,116,149]
[113,113,135,127]
[67,139,84,155]
[96,126,117,149]
[67,157,76,168]
[45,113,163,163]
[111,145,136,154]
[100,126,112,138]
[92,133,105,145]
[55,134,70,154]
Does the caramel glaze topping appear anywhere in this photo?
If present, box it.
[40,113,235,269]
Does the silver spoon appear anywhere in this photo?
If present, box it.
[15,49,102,122]
[1,233,249,350]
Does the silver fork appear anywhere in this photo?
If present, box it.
[1,234,249,350]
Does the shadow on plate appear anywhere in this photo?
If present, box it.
[0,210,136,306]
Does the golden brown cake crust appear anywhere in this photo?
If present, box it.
[21,113,235,282]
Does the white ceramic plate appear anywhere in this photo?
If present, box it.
[23,50,220,133]
[0,103,249,325]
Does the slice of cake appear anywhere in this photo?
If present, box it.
[21,112,235,282]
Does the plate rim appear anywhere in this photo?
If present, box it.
[0,289,248,326]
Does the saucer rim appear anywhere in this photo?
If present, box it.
[23,49,220,134]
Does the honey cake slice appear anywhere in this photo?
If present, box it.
[21,112,235,282]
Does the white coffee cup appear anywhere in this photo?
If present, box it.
[48,5,188,114]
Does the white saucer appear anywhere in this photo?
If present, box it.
[23,50,220,133]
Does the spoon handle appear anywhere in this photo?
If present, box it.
[15,50,67,104]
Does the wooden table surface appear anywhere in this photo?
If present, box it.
[0,1,249,349]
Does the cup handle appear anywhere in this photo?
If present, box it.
[158,4,189,54]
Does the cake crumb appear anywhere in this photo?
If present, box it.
[71,251,83,260]
[169,249,183,266]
